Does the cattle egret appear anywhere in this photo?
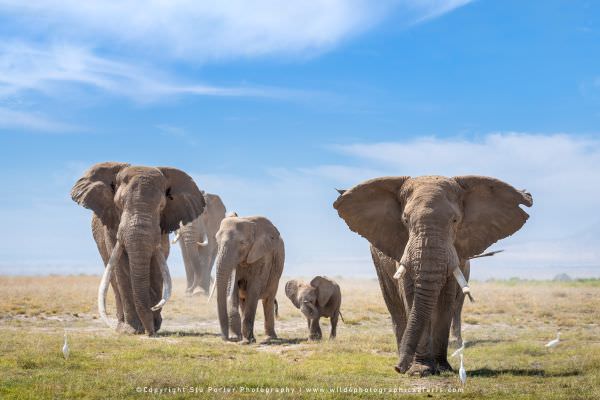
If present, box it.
[62,332,70,360]
[459,354,466,385]
[451,341,466,358]
[545,332,560,348]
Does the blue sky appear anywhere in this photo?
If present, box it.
[1,0,599,279]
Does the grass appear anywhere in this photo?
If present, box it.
[1,276,600,399]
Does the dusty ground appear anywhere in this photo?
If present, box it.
[1,275,600,399]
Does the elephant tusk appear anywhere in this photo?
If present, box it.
[98,240,123,328]
[171,230,181,244]
[207,277,217,303]
[393,262,406,280]
[151,247,173,311]
[452,266,474,302]
[197,231,209,247]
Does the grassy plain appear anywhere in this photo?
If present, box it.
[1,275,599,399]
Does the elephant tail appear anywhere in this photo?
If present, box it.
[339,310,345,323]
[274,298,279,319]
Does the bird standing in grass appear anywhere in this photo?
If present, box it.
[545,332,560,348]
[459,354,467,385]
[62,331,70,360]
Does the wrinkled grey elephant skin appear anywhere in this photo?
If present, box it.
[72,162,205,336]
[174,193,226,296]
[214,215,285,344]
[334,175,532,376]
[285,276,342,340]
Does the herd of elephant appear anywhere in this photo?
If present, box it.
[71,162,533,377]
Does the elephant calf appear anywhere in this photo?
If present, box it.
[285,276,342,340]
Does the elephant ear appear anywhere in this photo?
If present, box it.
[453,175,533,259]
[247,229,274,264]
[157,167,206,233]
[310,276,334,308]
[333,176,410,261]
[70,162,130,230]
[285,280,301,309]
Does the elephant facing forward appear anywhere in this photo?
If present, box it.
[172,192,226,296]
[71,162,205,336]
[211,215,285,344]
[334,175,532,376]
[285,276,342,340]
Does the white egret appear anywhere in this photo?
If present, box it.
[451,341,466,358]
[545,332,560,348]
[459,354,466,385]
[62,331,70,360]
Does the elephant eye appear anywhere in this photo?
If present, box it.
[110,182,116,193]
[165,187,174,200]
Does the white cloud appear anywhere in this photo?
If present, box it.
[187,133,600,279]
[0,1,470,61]
[0,42,291,104]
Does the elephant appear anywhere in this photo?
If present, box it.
[285,276,343,340]
[71,162,205,336]
[334,175,532,376]
[210,215,285,344]
[172,192,226,296]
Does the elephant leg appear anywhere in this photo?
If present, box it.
[330,312,339,339]
[431,279,457,372]
[149,253,164,333]
[262,297,277,339]
[371,247,407,355]
[114,254,144,334]
[241,292,259,344]
[94,226,125,325]
[197,247,212,294]
[451,260,470,346]
[309,318,322,340]
[450,293,464,346]
[180,243,195,296]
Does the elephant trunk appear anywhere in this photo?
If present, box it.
[396,230,455,372]
[97,240,123,328]
[215,244,235,340]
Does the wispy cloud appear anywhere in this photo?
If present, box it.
[0,42,291,103]
[0,106,81,133]
[0,1,470,62]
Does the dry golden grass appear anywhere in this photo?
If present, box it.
[1,275,600,399]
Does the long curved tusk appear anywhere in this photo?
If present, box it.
[197,231,209,247]
[98,241,123,328]
[207,276,217,303]
[393,262,406,280]
[151,247,173,311]
[171,230,181,244]
[453,266,474,302]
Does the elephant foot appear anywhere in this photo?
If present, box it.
[436,359,453,373]
[241,337,256,345]
[116,321,144,335]
[309,334,322,341]
[229,335,242,342]
[406,362,435,377]
[153,314,162,332]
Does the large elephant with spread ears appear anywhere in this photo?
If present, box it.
[334,175,532,376]
[71,162,205,336]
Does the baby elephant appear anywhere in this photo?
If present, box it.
[285,276,343,340]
